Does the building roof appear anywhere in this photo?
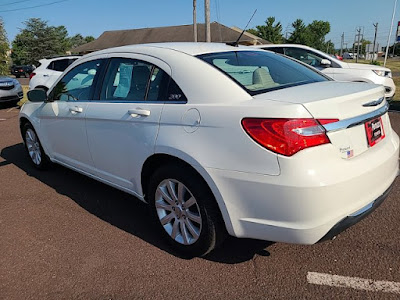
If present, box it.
[73,22,270,54]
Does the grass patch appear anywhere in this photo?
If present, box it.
[17,85,29,107]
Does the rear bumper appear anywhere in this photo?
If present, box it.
[318,182,393,242]
[206,128,399,244]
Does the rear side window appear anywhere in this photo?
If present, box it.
[99,57,186,102]
[198,51,328,95]
[47,58,78,72]
[263,47,284,54]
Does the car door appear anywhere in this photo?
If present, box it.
[37,59,105,172]
[85,55,171,194]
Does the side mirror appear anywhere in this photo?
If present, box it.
[320,59,332,67]
[27,89,47,102]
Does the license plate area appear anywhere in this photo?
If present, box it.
[365,117,385,147]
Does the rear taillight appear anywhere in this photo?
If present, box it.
[241,118,338,156]
[29,72,36,80]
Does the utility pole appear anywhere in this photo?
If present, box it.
[372,23,378,62]
[340,32,344,56]
[193,0,197,42]
[205,0,211,42]
[393,22,399,56]
[385,0,397,66]
[356,27,362,63]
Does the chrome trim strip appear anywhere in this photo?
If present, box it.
[323,102,389,133]
[362,97,384,107]
[349,201,374,217]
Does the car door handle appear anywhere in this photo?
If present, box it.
[69,106,83,113]
[43,74,49,77]
[128,108,151,117]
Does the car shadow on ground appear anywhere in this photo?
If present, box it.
[1,143,274,264]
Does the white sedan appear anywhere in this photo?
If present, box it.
[20,43,399,257]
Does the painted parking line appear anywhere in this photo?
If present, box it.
[0,118,6,121]
[307,272,400,295]
[7,107,16,113]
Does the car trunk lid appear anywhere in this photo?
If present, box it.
[253,81,389,159]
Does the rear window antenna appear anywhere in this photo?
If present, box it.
[227,9,257,47]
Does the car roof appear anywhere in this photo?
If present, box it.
[87,42,265,57]
[252,44,315,50]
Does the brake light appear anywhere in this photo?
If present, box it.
[29,72,36,80]
[242,118,338,156]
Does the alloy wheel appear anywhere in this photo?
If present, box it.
[25,129,42,166]
[155,179,202,245]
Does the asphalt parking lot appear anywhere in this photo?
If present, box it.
[0,103,399,299]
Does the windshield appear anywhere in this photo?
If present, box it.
[198,51,328,95]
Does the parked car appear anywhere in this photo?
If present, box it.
[10,65,35,78]
[29,55,80,91]
[20,43,399,256]
[0,76,23,105]
[331,54,343,61]
[252,44,396,100]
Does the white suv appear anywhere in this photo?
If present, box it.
[29,56,80,91]
[252,44,396,100]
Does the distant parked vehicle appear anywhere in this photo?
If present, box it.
[342,52,354,59]
[29,55,80,91]
[331,54,343,61]
[0,76,23,104]
[252,44,396,100]
[10,65,35,78]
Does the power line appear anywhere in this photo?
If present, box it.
[0,0,31,7]
[0,0,68,13]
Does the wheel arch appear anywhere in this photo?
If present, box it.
[141,153,234,236]
[19,116,31,139]
[19,115,51,159]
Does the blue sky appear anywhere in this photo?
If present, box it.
[1,0,399,50]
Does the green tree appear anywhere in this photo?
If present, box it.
[249,17,284,43]
[288,19,308,45]
[11,18,70,65]
[305,20,331,51]
[0,18,9,75]
[69,34,95,49]
[84,36,95,43]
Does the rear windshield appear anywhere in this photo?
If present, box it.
[197,51,328,95]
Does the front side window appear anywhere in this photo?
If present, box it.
[198,51,328,95]
[284,48,328,68]
[50,59,103,101]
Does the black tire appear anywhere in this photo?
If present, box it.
[16,75,20,78]
[22,123,50,170]
[148,163,226,257]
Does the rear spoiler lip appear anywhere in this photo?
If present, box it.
[323,101,389,133]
